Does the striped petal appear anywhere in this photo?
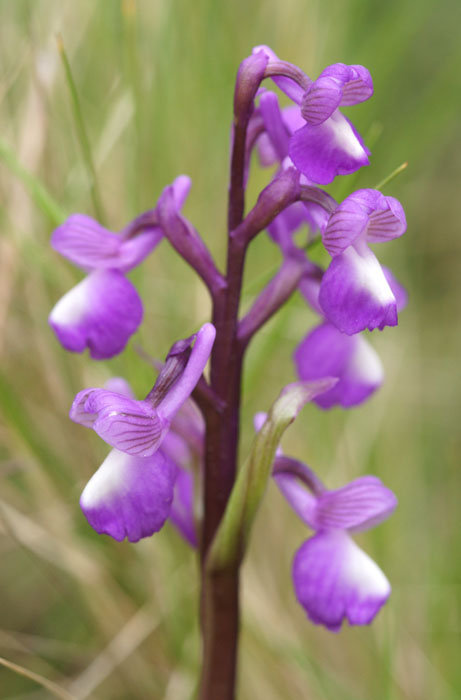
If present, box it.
[301,76,343,125]
[70,389,166,457]
[320,63,373,107]
[315,476,397,532]
[51,214,162,272]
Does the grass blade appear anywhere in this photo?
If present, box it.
[57,34,105,222]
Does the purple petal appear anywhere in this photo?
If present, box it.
[259,90,289,160]
[323,190,406,255]
[289,112,370,185]
[116,229,163,271]
[281,105,306,135]
[301,76,343,125]
[257,131,279,167]
[156,323,215,423]
[169,468,197,547]
[320,63,373,106]
[48,270,143,360]
[51,214,162,273]
[298,273,323,315]
[322,200,370,256]
[170,175,192,210]
[252,45,307,104]
[293,531,391,631]
[319,245,397,334]
[51,215,121,270]
[347,190,406,243]
[315,476,397,532]
[80,448,177,542]
[294,322,384,408]
[70,389,167,457]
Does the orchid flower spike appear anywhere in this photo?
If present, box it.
[48,176,190,359]
[273,457,397,631]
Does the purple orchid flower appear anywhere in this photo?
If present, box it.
[274,458,397,631]
[254,46,373,185]
[319,189,407,334]
[294,269,407,409]
[48,176,191,359]
[77,327,212,543]
[70,323,215,456]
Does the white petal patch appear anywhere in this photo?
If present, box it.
[326,111,367,159]
[348,335,384,386]
[49,276,90,326]
[340,534,391,602]
[80,449,128,509]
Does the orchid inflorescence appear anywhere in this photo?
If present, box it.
[49,45,406,692]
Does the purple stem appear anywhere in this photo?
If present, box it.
[199,54,337,700]
[238,256,306,348]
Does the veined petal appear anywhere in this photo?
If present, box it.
[289,112,370,185]
[293,531,391,631]
[80,448,177,542]
[70,389,166,457]
[315,476,397,531]
[336,189,406,244]
[319,245,397,334]
[51,214,162,272]
[341,65,373,105]
[301,76,343,125]
[49,270,143,360]
[93,403,165,457]
[169,468,197,547]
[320,63,373,106]
[322,200,369,255]
[51,215,121,270]
[294,322,384,408]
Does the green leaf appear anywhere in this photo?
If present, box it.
[206,378,336,572]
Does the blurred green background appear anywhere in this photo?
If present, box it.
[0,0,460,698]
